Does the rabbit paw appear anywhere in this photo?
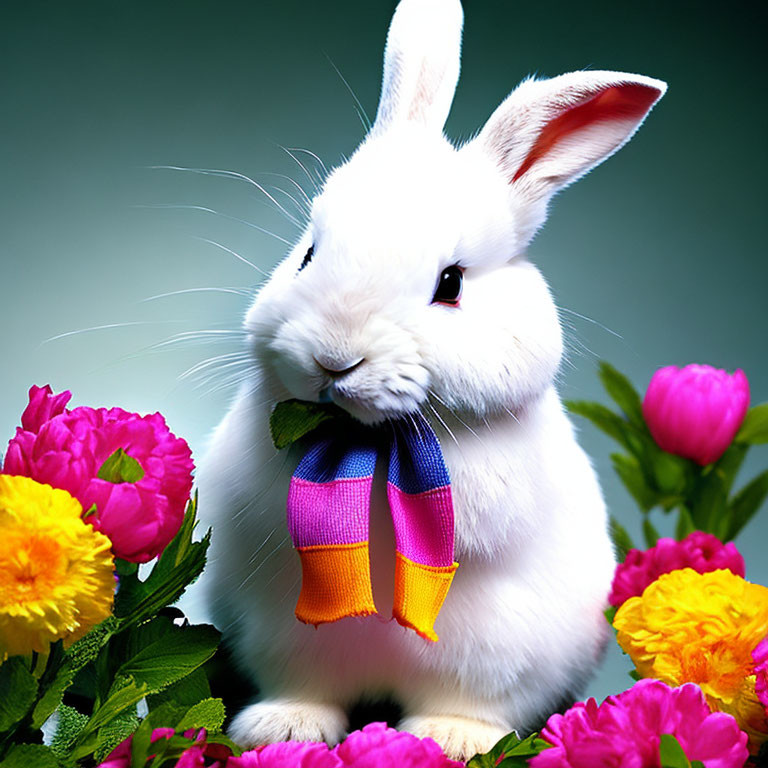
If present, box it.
[399,714,509,761]
[228,699,347,748]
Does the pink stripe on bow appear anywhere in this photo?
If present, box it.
[386,482,455,568]
[287,476,373,548]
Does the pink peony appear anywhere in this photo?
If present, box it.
[531,679,749,768]
[97,727,175,768]
[642,364,749,466]
[754,637,768,717]
[4,385,194,562]
[228,723,462,768]
[229,742,341,767]
[609,531,745,607]
[173,746,206,768]
[333,722,464,768]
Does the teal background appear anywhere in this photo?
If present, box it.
[1,1,766,705]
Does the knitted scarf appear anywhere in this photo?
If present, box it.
[286,419,457,642]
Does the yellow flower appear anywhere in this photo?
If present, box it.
[614,567,768,751]
[0,475,115,659]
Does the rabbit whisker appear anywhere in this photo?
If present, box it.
[424,399,460,448]
[179,352,252,380]
[237,536,288,590]
[269,185,311,222]
[151,328,248,351]
[556,305,623,340]
[42,320,183,346]
[141,287,251,303]
[246,525,277,565]
[131,204,291,245]
[194,237,269,277]
[259,171,314,211]
[279,146,322,194]
[283,147,329,181]
[148,165,302,228]
[503,406,522,427]
[324,52,372,132]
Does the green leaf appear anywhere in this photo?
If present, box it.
[713,443,748,497]
[611,453,657,512]
[129,704,186,767]
[642,516,660,548]
[0,657,38,732]
[565,400,640,454]
[145,493,199,581]
[0,744,61,768]
[72,679,148,755]
[467,731,550,767]
[736,402,768,444]
[727,469,768,541]
[97,448,145,484]
[659,733,693,768]
[49,704,90,759]
[604,605,618,625]
[200,732,243,756]
[111,618,219,697]
[32,616,120,729]
[269,399,347,450]
[146,733,204,768]
[94,708,140,763]
[674,506,696,540]
[608,515,635,561]
[176,698,225,732]
[598,361,644,426]
[147,667,211,710]
[689,468,728,536]
[650,450,688,495]
[115,559,139,577]
[115,495,210,627]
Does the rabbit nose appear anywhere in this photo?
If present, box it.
[314,354,365,378]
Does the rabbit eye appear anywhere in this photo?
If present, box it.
[298,245,314,272]
[432,265,463,306]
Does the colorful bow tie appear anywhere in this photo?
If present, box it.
[285,415,458,641]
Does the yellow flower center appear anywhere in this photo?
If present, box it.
[0,475,115,659]
[0,533,68,604]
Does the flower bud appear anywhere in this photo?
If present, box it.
[642,364,750,466]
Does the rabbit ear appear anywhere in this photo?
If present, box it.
[372,0,464,134]
[471,71,666,241]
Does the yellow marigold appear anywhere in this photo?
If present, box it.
[614,567,768,751]
[0,475,115,659]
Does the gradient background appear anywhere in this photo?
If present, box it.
[1,0,766,704]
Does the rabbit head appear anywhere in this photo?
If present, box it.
[245,0,666,425]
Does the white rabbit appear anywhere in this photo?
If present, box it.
[196,0,666,759]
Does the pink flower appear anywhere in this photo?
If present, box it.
[226,723,463,768]
[609,531,745,607]
[97,727,175,768]
[97,728,232,768]
[642,365,750,466]
[754,637,768,717]
[173,746,206,768]
[333,722,464,767]
[4,385,194,562]
[228,742,341,767]
[531,679,748,768]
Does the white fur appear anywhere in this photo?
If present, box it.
[195,0,666,759]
